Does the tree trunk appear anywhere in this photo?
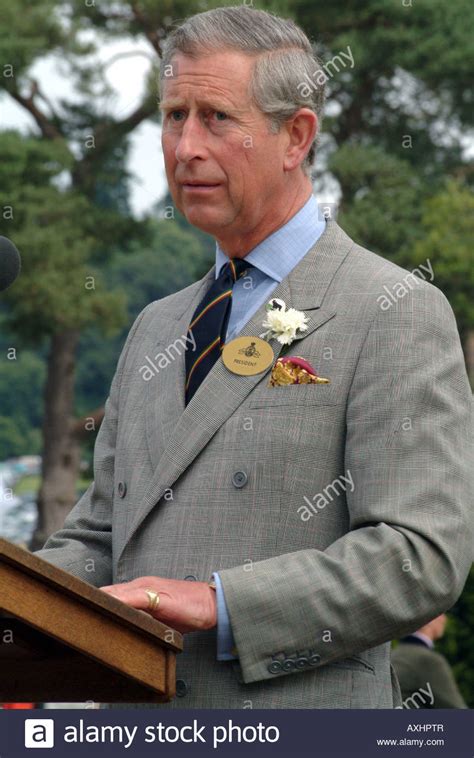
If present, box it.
[31,330,80,550]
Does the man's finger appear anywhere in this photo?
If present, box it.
[100,585,152,612]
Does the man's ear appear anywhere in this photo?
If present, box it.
[282,108,318,172]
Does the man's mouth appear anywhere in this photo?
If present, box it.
[181,181,221,191]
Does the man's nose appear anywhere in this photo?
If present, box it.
[175,116,207,163]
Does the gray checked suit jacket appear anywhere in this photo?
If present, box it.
[36,219,473,708]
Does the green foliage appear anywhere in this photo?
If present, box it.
[0,130,133,342]
[0,350,45,427]
[438,566,474,708]
[0,0,64,75]
[0,415,41,459]
[295,0,474,163]
[0,130,73,184]
[110,216,213,310]
[2,184,127,340]
[0,350,45,458]
[409,181,474,336]
[330,143,424,259]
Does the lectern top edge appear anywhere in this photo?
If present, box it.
[0,538,183,653]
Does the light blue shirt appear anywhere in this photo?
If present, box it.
[412,631,435,649]
[212,193,326,660]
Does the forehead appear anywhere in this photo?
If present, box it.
[160,50,255,107]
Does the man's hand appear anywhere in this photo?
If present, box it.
[99,576,217,634]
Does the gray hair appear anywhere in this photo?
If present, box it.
[159,5,325,175]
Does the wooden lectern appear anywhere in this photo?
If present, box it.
[0,538,183,703]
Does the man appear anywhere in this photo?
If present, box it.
[391,615,467,709]
[36,6,473,708]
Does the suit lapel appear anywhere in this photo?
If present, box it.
[144,267,215,466]
[123,219,353,553]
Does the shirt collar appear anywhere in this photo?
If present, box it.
[215,194,323,281]
[412,632,435,649]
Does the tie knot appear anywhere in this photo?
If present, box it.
[222,257,253,283]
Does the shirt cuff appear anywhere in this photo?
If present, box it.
[212,571,238,660]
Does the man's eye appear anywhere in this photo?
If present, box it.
[213,111,228,121]
[170,110,185,122]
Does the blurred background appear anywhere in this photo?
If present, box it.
[0,0,473,706]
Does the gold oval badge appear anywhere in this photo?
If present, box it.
[222,336,274,376]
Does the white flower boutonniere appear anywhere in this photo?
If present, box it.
[259,298,309,346]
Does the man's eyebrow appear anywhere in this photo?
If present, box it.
[159,100,181,111]
[159,98,239,113]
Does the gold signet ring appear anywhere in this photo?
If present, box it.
[144,588,160,612]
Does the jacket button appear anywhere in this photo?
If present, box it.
[232,470,248,488]
[296,657,309,669]
[184,575,198,581]
[282,658,295,671]
[176,679,188,697]
[117,481,127,498]
[267,661,282,674]
[309,653,321,667]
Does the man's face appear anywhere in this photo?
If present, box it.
[160,50,291,246]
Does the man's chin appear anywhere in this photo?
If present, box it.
[180,205,226,234]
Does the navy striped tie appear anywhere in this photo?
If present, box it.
[185,258,253,404]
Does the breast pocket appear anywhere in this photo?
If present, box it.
[247,380,344,408]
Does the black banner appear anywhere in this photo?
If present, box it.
[0,708,471,757]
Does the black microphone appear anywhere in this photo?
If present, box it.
[0,236,21,292]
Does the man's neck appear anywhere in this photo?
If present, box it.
[216,181,313,258]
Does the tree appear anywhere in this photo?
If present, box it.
[0,350,45,459]
[409,181,474,383]
[295,0,473,174]
[0,0,160,544]
[0,131,128,545]
[329,143,424,259]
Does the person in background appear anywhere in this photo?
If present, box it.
[391,614,467,708]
